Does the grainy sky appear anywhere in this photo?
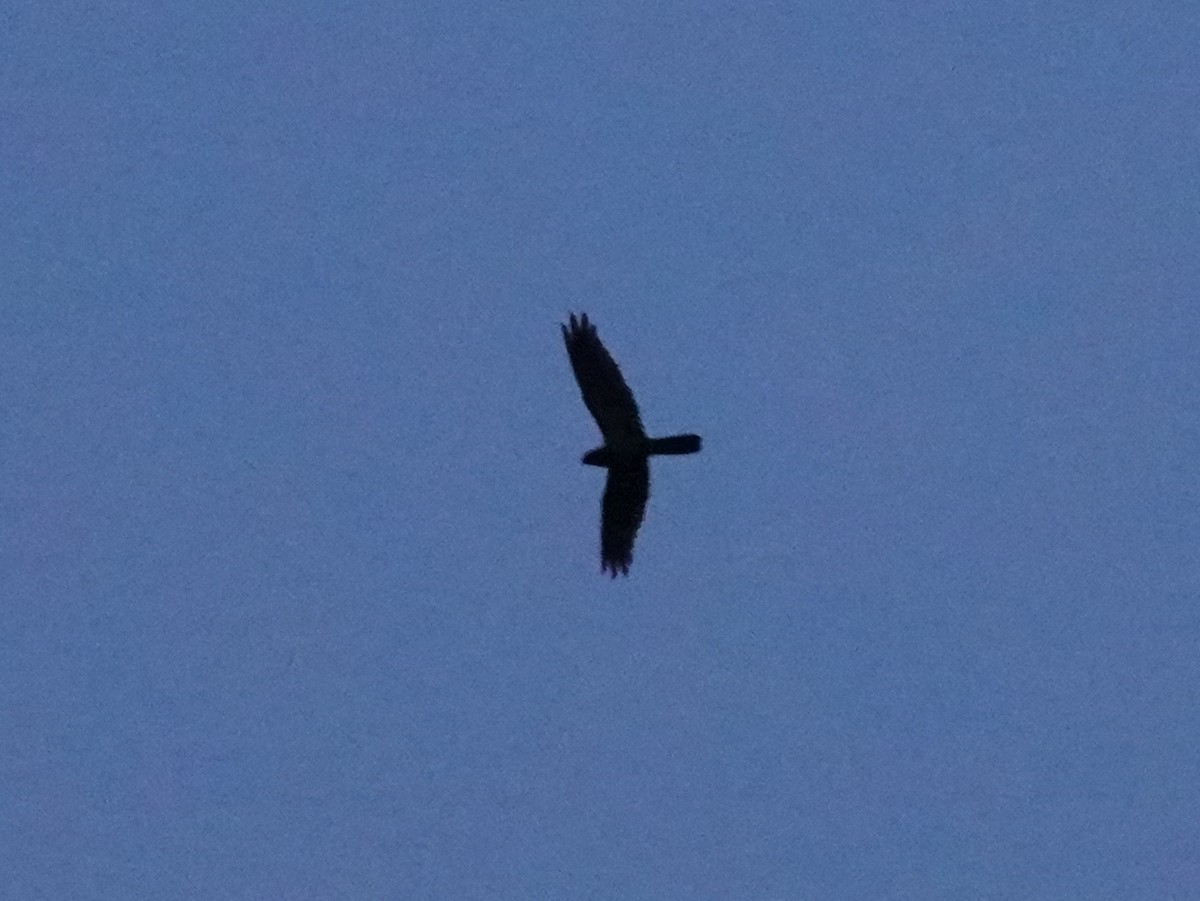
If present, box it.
[4,3,1199,898]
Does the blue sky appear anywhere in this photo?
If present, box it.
[4,3,1199,898]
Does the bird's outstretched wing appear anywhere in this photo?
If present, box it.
[561,313,645,443]
[601,461,649,577]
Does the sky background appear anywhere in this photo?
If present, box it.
[4,2,1200,898]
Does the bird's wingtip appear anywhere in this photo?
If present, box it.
[563,312,592,335]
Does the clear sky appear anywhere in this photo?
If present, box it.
[4,3,1199,898]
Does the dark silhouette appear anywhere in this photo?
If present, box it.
[561,313,702,576]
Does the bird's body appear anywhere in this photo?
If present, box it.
[561,313,701,576]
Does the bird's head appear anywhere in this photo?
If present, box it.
[581,446,612,467]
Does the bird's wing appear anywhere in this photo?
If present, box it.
[562,313,645,442]
[600,460,649,577]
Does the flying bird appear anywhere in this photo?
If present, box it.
[561,313,701,576]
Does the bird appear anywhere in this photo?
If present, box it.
[561,313,701,576]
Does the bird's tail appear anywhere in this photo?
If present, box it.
[648,434,702,456]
